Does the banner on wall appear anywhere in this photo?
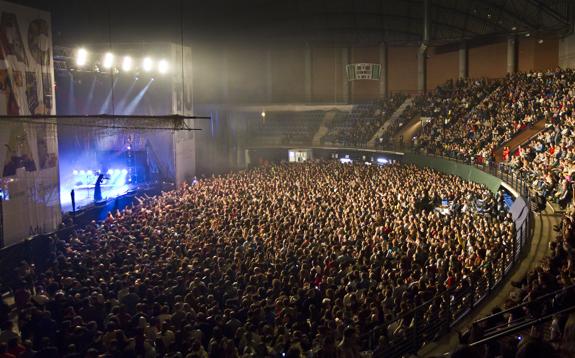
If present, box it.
[0,1,60,248]
[346,63,382,81]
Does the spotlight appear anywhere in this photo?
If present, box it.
[525,33,531,37]
[142,57,154,72]
[73,170,79,175]
[121,169,128,175]
[261,111,266,118]
[80,170,86,175]
[511,26,517,31]
[107,169,113,174]
[103,52,114,69]
[538,39,544,44]
[114,169,120,174]
[122,56,133,72]
[158,59,169,74]
[76,48,88,67]
[87,170,93,176]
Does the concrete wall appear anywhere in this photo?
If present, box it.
[518,37,559,73]
[427,49,459,90]
[403,153,503,193]
[190,38,561,105]
[271,47,306,103]
[469,42,507,78]
[559,34,575,69]
[388,47,419,93]
[311,47,338,102]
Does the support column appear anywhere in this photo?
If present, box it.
[417,46,427,93]
[379,43,388,97]
[266,49,272,102]
[350,48,357,102]
[418,0,430,93]
[458,42,468,79]
[507,36,518,74]
[221,47,229,102]
[304,44,312,102]
[342,47,350,103]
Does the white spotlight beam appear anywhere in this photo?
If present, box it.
[158,59,169,74]
[103,52,114,69]
[142,57,153,72]
[76,48,88,67]
[122,56,133,72]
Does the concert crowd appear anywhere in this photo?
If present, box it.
[0,162,514,358]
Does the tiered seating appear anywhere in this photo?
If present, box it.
[409,69,575,209]
[250,110,324,145]
[322,93,407,147]
[452,209,575,357]
[411,78,499,156]
[377,96,425,147]
[417,71,575,164]
[496,70,575,208]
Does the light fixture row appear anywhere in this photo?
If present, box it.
[75,48,169,74]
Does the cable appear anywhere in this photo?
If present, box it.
[180,0,185,116]
[108,0,115,116]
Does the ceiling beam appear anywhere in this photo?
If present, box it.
[305,12,480,37]
[479,0,541,30]
[524,0,570,26]
[405,0,509,33]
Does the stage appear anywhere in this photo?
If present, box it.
[60,180,174,214]
[60,181,134,212]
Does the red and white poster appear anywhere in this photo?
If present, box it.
[0,1,60,247]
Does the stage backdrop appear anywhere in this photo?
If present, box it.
[0,1,60,248]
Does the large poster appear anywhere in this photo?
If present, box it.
[0,1,59,247]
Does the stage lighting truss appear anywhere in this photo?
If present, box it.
[0,115,205,132]
[58,46,171,75]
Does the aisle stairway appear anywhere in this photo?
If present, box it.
[494,118,547,161]
[312,111,337,146]
[392,114,422,148]
[420,205,559,357]
[367,97,414,147]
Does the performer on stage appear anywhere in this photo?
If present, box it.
[94,174,104,202]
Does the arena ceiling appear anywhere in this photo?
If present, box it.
[204,0,574,46]
[7,0,575,47]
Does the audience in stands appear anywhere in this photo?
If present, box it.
[496,70,575,208]
[323,93,407,147]
[452,207,575,357]
[251,111,324,146]
[414,78,498,159]
[0,161,513,357]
